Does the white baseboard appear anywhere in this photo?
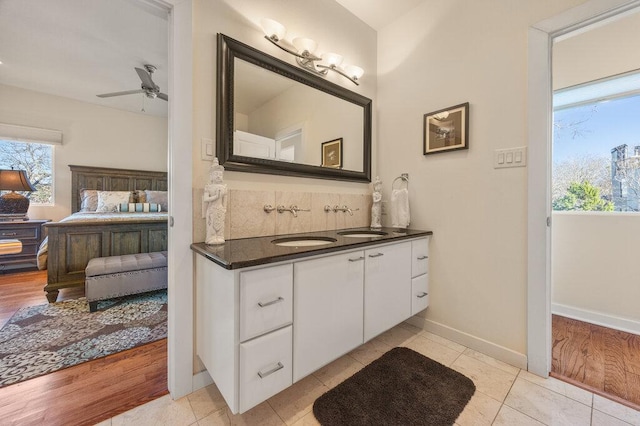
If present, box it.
[192,369,213,392]
[552,303,640,336]
[405,316,528,370]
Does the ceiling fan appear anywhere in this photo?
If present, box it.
[97,64,168,101]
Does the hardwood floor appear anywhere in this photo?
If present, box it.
[0,271,168,426]
[552,314,640,410]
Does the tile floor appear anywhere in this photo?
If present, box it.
[95,323,640,426]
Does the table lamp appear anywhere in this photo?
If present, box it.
[0,169,36,220]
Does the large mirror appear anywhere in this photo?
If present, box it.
[217,34,372,182]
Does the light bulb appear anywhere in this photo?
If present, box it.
[323,52,343,67]
[292,37,318,55]
[344,65,364,80]
[260,18,286,42]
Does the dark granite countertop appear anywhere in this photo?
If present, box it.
[191,227,433,270]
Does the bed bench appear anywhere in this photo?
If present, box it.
[85,251,168,312]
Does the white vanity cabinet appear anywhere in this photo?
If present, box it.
[293,250,365,382]
[195,235,430,414]
[364,241,412,341]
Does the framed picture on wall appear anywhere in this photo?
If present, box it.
[321,138,343,168]
[423,102,469,155]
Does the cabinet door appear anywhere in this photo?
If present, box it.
[293,250,364,382]
[411,274,429,314]
[364,241,412,341]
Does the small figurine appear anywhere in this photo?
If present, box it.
[202,158,228,245]
[371,176,382,228]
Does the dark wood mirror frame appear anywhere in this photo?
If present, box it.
[216,33,372,183]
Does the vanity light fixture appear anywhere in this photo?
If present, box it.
[259,18,363,86]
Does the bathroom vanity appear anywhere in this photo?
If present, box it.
[191,227,432,414]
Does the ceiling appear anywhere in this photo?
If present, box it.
[0,0,169,117]
[0,0,422,119]
[335,0,425,31]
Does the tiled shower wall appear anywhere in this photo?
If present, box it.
[228,190,372,239]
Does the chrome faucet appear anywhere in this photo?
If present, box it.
[333,205,359,216]
[277,205,310,217]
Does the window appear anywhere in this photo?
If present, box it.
[552,70,640,212]
[0,140,54,205]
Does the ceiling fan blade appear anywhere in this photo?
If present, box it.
[97,89,144,98]
[157,93,168,101]
[135,67,156,89]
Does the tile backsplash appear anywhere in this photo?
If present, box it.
[229,190,372,240]
[194,188,372,242]
[202,189,372,241]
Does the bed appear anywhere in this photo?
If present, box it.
[42,165,168,302]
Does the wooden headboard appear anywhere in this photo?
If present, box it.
[70,165,168,213]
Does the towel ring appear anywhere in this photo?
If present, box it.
[392,173,409,190]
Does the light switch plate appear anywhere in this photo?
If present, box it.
[201,138,214,161]
[494,146,527,169]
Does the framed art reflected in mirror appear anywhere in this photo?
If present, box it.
[321,138,342,169]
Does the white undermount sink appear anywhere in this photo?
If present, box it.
[337,230,388,238]
[272,236,337,247]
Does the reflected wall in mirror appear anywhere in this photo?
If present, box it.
[217,34,372,182]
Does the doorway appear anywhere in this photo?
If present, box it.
[527,0,640,395]
[3,0,182,416]
[549,9,640,407]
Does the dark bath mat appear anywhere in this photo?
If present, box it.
[313,346,476,425]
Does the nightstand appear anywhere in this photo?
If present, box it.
[0,219,49,273]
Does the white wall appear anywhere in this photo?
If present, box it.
[553,8,640,89]
[552,212,640,332]
[377,0,586,359]
[192,0,377,241]
[0,84,168,221]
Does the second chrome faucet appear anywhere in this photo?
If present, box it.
[324,205,360,216]
[276,205,310,217]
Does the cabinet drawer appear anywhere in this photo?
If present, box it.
[411,274,429,315]
[0,227,38,240]
[239,325,292,413]
[240,263,293,342]
[411,238,429,278]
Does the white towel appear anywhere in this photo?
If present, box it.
[391,188,410,228]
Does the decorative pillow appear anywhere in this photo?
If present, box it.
[118,202,162,213]
[144,190,168,211]
[79,189,99,212]
[96,191,133,213]
[133,189,147,203]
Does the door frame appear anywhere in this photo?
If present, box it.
[154,0,194,398]
[527,0,640,376]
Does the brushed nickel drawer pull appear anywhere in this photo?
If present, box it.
[348,256,364,262]
[258,362,284,378]
[417,255,428,260]
[258,296,284,308]
[1,232,17,236]
[417,292,428,298]
[368,253,384,258]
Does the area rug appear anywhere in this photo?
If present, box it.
[0,290,167,388]
[313,347,476,426]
